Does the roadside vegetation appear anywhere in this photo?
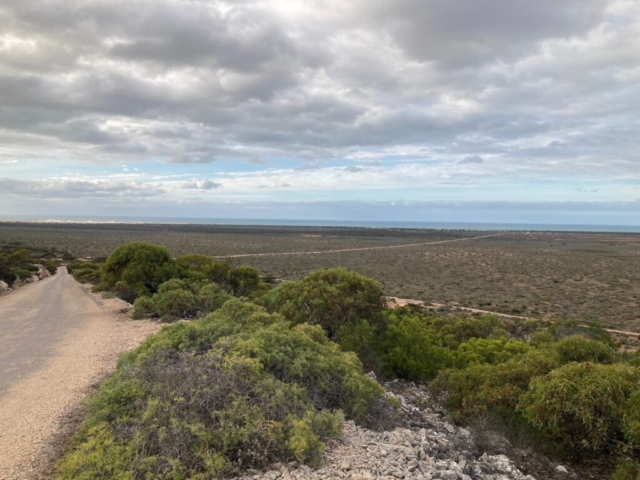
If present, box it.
[0,242,62,287]
[57,241,640,479]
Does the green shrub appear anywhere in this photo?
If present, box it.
[453,337,531,369]
[198,283,232,312]
[260,267,386,340]
[336,319,381,374]
[0,248,61,285]
[131,296,157,319]
[153,288,199,321]
[426,315,505,349]
[73,267,102,284]
[176,254,232,285]
[520,362,640,454]
[57,352,342,478]
[15,269,31,281]
[113,281,138,304]
[376,312,451,381]
[42,260,58,275]
[550,319,614,346]
[554,335,616,364]
[612,458,640,480]
[56,299,387,479]
[125,300,386,422]
[156,278,196,294]
[131,280,233,322]
[97,242,178,299]
[623,391,640,445]
[431,348,560,422]
[0,258,16,285]
[529,331,554,346]
[229,265,262,297]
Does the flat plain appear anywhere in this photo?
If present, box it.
[1,222,639,332]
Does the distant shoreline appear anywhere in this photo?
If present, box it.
[1,217,639,233]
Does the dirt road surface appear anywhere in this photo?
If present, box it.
[0,267,159,479]
[211,233,502,259]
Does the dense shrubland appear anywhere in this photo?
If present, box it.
[0,243,60,286]
[56,300,391,479]
[59,241,640,478]
[70,243,270,316]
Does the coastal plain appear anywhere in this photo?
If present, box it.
[1,222,639,332]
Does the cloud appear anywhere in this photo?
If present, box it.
[0,177,165,198]
[181,179,221,190]
[0,0,639,213]
[458,156,484,165]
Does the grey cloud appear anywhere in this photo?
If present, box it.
[0,177,165,198]
[0,0,638,181]
[458,156,484,165]
[361,0,607,66]
[181,179,221,190]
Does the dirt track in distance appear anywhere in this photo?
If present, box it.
[211,233,502,258]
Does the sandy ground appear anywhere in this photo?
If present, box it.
[211,233,502,259]
[0,268,159,479]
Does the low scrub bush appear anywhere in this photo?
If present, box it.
[0,258,16,285]
[153,288,198,320]
[550,319,614,346]
[131,280,233,322]
[260,267,386,341]
[42,260,58,275]
[452,337,531,369]
[430,348,560,422]
[520,362,640,454]
[554,335,616,364]
[56,300,389,479]
[72,266,102,284]
[375,312,451,381]
[612,458,640,480]
[0,246,60,285]
[15,269,32,281]
[425,315,506,349]
[96,242,179,300]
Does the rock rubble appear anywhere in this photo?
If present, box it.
[234,380,546,480]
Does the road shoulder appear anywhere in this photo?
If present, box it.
[0,285,159,480]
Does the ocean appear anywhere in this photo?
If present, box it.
[1,215,639,233]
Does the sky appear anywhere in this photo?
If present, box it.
[1,0,639,224]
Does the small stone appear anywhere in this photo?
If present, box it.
[438,472,457,480]
[340,459,352,471]
[556,465,569,474]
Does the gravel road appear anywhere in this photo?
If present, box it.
[0,267,159,479]
[211,233,502,259]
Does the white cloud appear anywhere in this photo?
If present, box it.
[181,179,221,190]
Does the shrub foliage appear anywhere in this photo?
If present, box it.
[56,300,388,479]
[260,267,386,341]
